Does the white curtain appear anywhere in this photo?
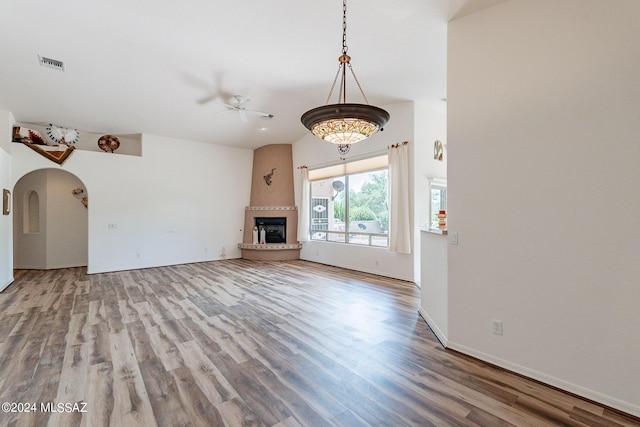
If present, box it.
[297,167,310,242]
[388,142,411,254]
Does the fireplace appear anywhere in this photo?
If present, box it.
[255,217,286,243]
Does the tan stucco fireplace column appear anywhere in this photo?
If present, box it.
[239,144,301,260]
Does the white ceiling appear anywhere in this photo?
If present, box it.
[1,0,505,149]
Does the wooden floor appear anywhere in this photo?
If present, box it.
[0,260,638,427]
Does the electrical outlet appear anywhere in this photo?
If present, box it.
[492,320,503,335]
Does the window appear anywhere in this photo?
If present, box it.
[429,179,447,228]
[309,156,389,247]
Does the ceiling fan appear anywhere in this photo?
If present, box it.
[209,95,274,122]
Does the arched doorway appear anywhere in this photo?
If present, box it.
[13,169,88,269]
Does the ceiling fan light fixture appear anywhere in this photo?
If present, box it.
[301,0,389,148]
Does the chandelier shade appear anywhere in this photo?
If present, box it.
[301,103,390,145]
[300,0,389,148]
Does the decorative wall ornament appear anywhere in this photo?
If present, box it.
[72,187,87,208]
[23,141,75,165]
[45,124,80,146]
[263,168,276,186]
[434,140,444,161]
[97,135,120,153]
[12,126,45,144]
[2,189,10,215]
[13,125,76,164]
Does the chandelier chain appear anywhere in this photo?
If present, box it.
[325,65,343,105]
[348,62,369,105]
[342,0,348,55]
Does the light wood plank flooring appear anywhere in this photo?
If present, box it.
[0,259,638,426]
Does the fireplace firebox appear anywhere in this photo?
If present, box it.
[255,217,286,243]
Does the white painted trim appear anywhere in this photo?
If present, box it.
[446,341,640,419]
[418,307,448,348]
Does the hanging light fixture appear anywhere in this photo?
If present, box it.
[301,0,390,152]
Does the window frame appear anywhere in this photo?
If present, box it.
[307,156,389,247]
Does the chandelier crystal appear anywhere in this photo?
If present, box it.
[301,0,389,148]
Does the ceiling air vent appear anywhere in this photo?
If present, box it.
[38,55,65,71]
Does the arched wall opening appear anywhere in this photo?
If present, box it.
[13,168,88,270]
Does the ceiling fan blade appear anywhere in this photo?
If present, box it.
[197,94,217,104]
[245,110,274,120]
[239,111,249,122]
[214,101,238,109]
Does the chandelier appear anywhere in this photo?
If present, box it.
[301,0,390,152]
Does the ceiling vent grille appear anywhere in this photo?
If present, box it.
[38,55,65,71]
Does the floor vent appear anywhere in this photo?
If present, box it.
[38,55,65,71]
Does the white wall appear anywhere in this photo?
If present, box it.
[293,102,416,281]
[413,103,447,285]
[448,0,640,416]
[45,170,88,268]
[419,231,448,344]
[0,111,13,290]
[9,132,253,274]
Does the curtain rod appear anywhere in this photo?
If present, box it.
[389,141,409,149]
[297,147,391,171]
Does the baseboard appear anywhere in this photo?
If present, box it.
[418,307,448,348]
[447,341,640,419]
[14,263,86,270]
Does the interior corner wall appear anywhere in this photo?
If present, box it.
[44,169,88,268]
[447,0,640,416]
[292,101,415,282]
[413,103,447,286]
[0,111,13,290]
[10,132,253,274]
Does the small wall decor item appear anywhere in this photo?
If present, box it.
[2,189,10,215]
[97,135,120,153]
[71,187,87,208]
[434,140,444,161]
[45,124,80,146]
[12,126,45,144]
[263,168,276,186]
[437,210,447,229]
[15,125,75,164]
